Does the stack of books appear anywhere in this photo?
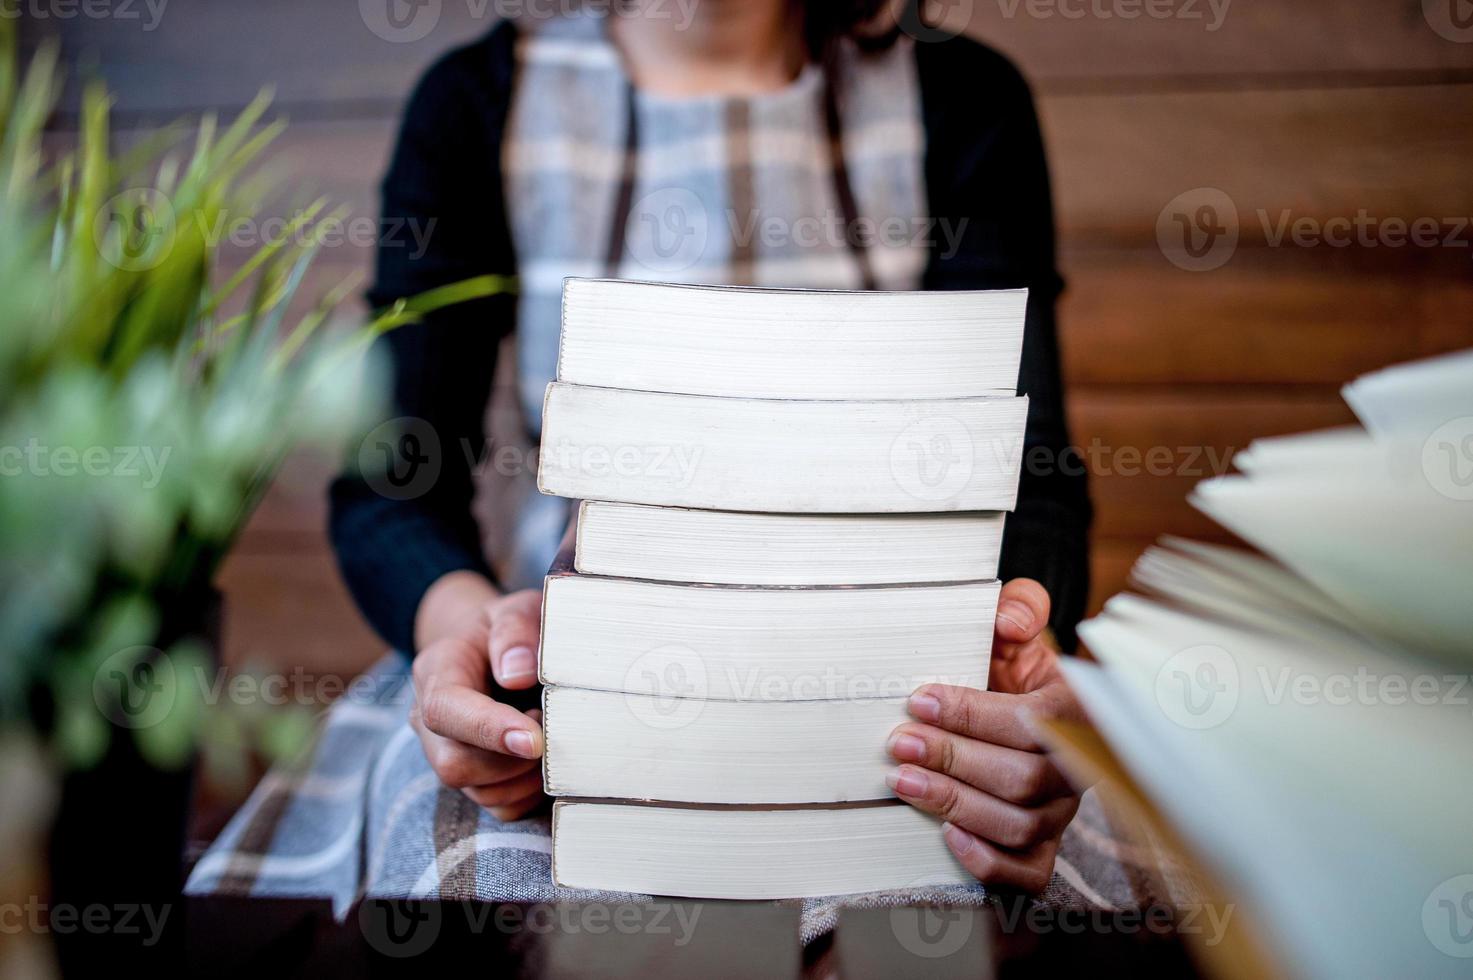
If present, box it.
[1057,348,1473,978]
[534,278,1031,899]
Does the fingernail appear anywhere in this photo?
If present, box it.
[943,821,975,855]
[997,600,1034,634]
[886,767,928,797]
[500,646,536,682]
[888,732,926,763]
[504,730,539,759]
[908,691,941,722]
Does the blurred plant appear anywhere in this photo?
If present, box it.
[0,23,511,772]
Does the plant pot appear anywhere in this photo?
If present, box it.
[46,588,223,975]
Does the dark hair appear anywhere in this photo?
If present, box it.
[803,0,904,57]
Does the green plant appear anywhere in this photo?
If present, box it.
[0,24,511,769]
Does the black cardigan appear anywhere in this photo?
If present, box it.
[329,22,1092,654]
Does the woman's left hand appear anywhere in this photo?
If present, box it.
[886,578,1085,892]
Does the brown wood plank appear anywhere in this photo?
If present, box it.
[1088,536,1152,616]
[1044,84,1473,249]
[128,80,1473,269]
[32,1,1473,117]
[1067,387,1357,539]
[1059,248,1473,385]
[215,542,386,677]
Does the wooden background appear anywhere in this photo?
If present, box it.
[31,1,1473,683]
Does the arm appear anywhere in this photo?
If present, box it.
[918,35,1092,651]
[329,33,517,657]
[329,26,549,819]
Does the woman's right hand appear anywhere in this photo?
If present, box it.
[409,587,548,820]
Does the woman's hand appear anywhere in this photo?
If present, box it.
[410,586,548,821]
[886,578,1084,892]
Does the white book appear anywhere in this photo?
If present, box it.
[539,572,995,700]
[537,382,1028,513]
[543,686,905,804]
[1191,469,1471,661]
[557,278,1027,400]
[1341,346,1473,436]
[573,500,1006,586]
[1073,597,1473,980]
[552,801,972,899]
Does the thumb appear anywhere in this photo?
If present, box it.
[488,595,542,689]
[994,578,1051,648]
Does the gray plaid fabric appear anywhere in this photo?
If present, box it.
[186,655,1197,942]
[500,11,930,587]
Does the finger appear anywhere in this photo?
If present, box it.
[422,732,539,788]
[462,768,546,809]
[887,723,1074,805]
[907,684,1046,752]
[943,823,1058,894]
[489,788,549,823]
[418,683,544,759]
[487,596,542,689]
[995,578,1050,646]
[887,764,1077,850]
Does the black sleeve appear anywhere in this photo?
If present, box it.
[328,25,521,656]
[917,37,1093,650]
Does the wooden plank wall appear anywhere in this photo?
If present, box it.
[32,2,1473,674]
